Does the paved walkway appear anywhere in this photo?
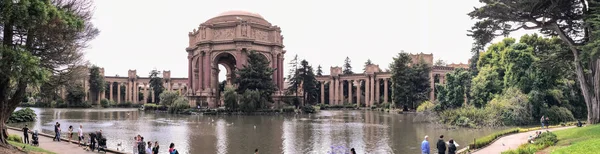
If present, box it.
[473,126,574,154]
[7,129,98,154]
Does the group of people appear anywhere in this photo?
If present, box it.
[421,135,458,154]
[541,115,550,129]
[21,124,37,145]
[133,134,169,154]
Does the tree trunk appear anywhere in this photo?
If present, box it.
[553,23,600,124]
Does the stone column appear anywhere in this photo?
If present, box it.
[320,81,325,104]
[339,79,343,104]
[204,53,211,92]
[143,83,148,103]
[188,56,193,93]
[83,79,88,101]
[332,78,337,105]
[151,90,155,103]
[365,76,370,107]
[178,83,182,94]
[375,78,380,104]
[357,80,361,105]
[279,57,285,90]
[117,83,121,103]
[384,78,388,103]
[109,83,113,101]
[370,76,375,106]
[125,82,129,102]
[329,80,334,104]
[348,80,353,104]
[430,73,435,101]
[136,82,139,103]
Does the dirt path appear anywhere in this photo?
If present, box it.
[7,129,99,154]
[472,126,574,154]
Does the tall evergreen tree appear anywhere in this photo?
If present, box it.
[390,53,412,110]
[316,65,323,76]
[299,60,319,105]
[88,65,105,103]
[235,51,276,103]
[343,57,353,74]
[286,54,299,96]
[407,58,432,109]
[149,69,164,104]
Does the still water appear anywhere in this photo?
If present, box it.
[9,107,506,154]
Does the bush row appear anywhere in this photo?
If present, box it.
[7,134,23,143]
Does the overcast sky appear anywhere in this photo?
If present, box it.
[85,0,532,78]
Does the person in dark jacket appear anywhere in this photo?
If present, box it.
[89,132,97,152]
[436,135,446,154]
[447,139,457,154]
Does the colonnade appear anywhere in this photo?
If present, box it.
[319,75,390,107]
[103,81,188,104]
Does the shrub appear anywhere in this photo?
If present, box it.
[100,99,111,108]
[282,106,295,113]
[416,101,435,112]
[168,97,190,114]
[8,107,37,123]
[144,103,165,110]
[239,90,263,112]
[159,91,179,106]
[223,86,238,110]
[379,102,391,109]
[487,88,533,125]
[302,106,316,113]
[541,106,575,125]
[116,101,133,108]
[439,106,490,127]
[7,134,23,143]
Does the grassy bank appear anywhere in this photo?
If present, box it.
[8,141,56,154]
[541,124,600,154]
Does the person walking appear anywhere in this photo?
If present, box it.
[22,125,30,144]
[436,135,446,154]
[152,141,159,154]
[448,139,457,154]
[89,132,97,152]
[78,125,84,147]
[421,135,430,154]
[53,122,59,141]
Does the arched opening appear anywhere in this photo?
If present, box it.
[213,52,237,107]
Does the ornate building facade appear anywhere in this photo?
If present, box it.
[185,11,286,107]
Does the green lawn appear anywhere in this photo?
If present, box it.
[547,124,600,154]
[8,141,56,154]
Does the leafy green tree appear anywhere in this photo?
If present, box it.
[390,52,412,110]
[316,65,323,76]
[88,66,105,103]
[223,86,238,110]
[66,83,86,107]
[239,90,263,112]
[159,91,178,106]
[149,69,164,103]
[437,68,471,109]
[468,0,600,124]
[0,0,98,145]
[235,51,276,104]
[343,57,353,74]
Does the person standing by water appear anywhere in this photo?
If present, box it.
[22,125,30,144]
[421,135,430,154]
[68,125,73,142]
[53,122,59,141]
[152,141,159,154]
[437,135,446,154]
[447,139,457,154]
[145,142,152,154]
[168,143,178,154]
[133,136,139,154]
[78,125,84,146]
